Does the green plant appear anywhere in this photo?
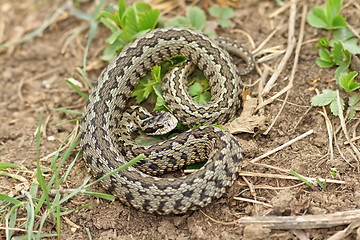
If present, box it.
[306,0,346,30]
[165,6,215,36]
[307,0,360,119]
[209,6,234,28]
[0,118,143,238]
[99,0,160,60]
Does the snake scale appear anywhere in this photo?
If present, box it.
[80,28,254,214]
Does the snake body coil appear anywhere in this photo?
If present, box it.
[80,28,253,214]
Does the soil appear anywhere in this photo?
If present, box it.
[1,0,359,239]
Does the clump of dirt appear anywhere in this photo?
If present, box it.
[1,0,359,239]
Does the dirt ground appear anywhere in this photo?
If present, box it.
[1,0,360,239]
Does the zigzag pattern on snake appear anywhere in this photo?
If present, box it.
[80,28,254,214]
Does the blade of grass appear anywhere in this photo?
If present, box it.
[52,108,82,115]
[65,79,89,100]
[289,170,313,187]
[59,154,145,205]
[35,112,51,210]
[0,194,21,205]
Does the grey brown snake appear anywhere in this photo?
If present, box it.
[80,28,254,214]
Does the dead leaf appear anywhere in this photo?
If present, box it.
[225,95,266,134]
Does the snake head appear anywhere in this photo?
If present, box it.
[141,111,178,135]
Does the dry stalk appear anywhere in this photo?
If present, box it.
[261,0,297,95]
[238,171,346,185]
[263,4,307,134]
[336,91,360,162]
[237,209,360,229]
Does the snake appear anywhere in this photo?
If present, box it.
[80,28,254,215]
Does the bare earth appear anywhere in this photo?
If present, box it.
[1,0,359,239]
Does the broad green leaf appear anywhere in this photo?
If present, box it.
[123,7,139,38]
[311,89,337,106]
[107,31,122,44]
[209,6,221,17]
[99,11,119,26]
[189,82,203,96]
[307,7,328,29]
[101,39,126,61]
[219,19,231,28]
[153,84,167,112]
[222,7,235,18]
[187,6,206,30]
[197,92,211,104]
[165,16,191,28]
[118,0,127,26]
[316,58,335,68]
[137,9,160,31]
[325,0,342,22]
[339,71,360,92]
[319,48,332,61]
[348,93,360,119]
[335,64,348,79]
[134,2,151,12]
[316,48,334,68]
[100,17,121,33]
[342,38,360,55]
[329,97,344,116]
[331,42,351,67]
[331,15,347,29]
[333,27,354,42]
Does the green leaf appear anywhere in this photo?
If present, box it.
[52,108,82,115]
[99,11,119,27]
[331,42,351,67]
[316,58,335,68]
[333,27,354,42]
[209,6,221,17]
[189,82,203,96]
[209,6,234,28]
[99,17,120,33]
[311,89,337,106]
[186,6,206,30]
[164,16,191,28]
[316,178,327,190]
[222,7,235,18]
[307,0,346,30]
[0,193,21,205]
[307,7,328,29]
[195,91,211,104]
[137,9,160,31]
[331,15,347,29]
[65,78,89,100]
[335,64,348,79]
[289,170,313,188]
[339,71,360,92]
[316,48,335,68]
[0,162,22,170]
[316,37,330,48]
[118,0,127,26]
[311,89,345,116]
[218,19,231,28]
[153,84,167,112]
[348,93,360,119]
[325,0,342,22]
[342,38,360,55]
[329,97,344,116]
[84,191,115,201]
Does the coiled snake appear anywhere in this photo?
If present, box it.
[80,28,254,214]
